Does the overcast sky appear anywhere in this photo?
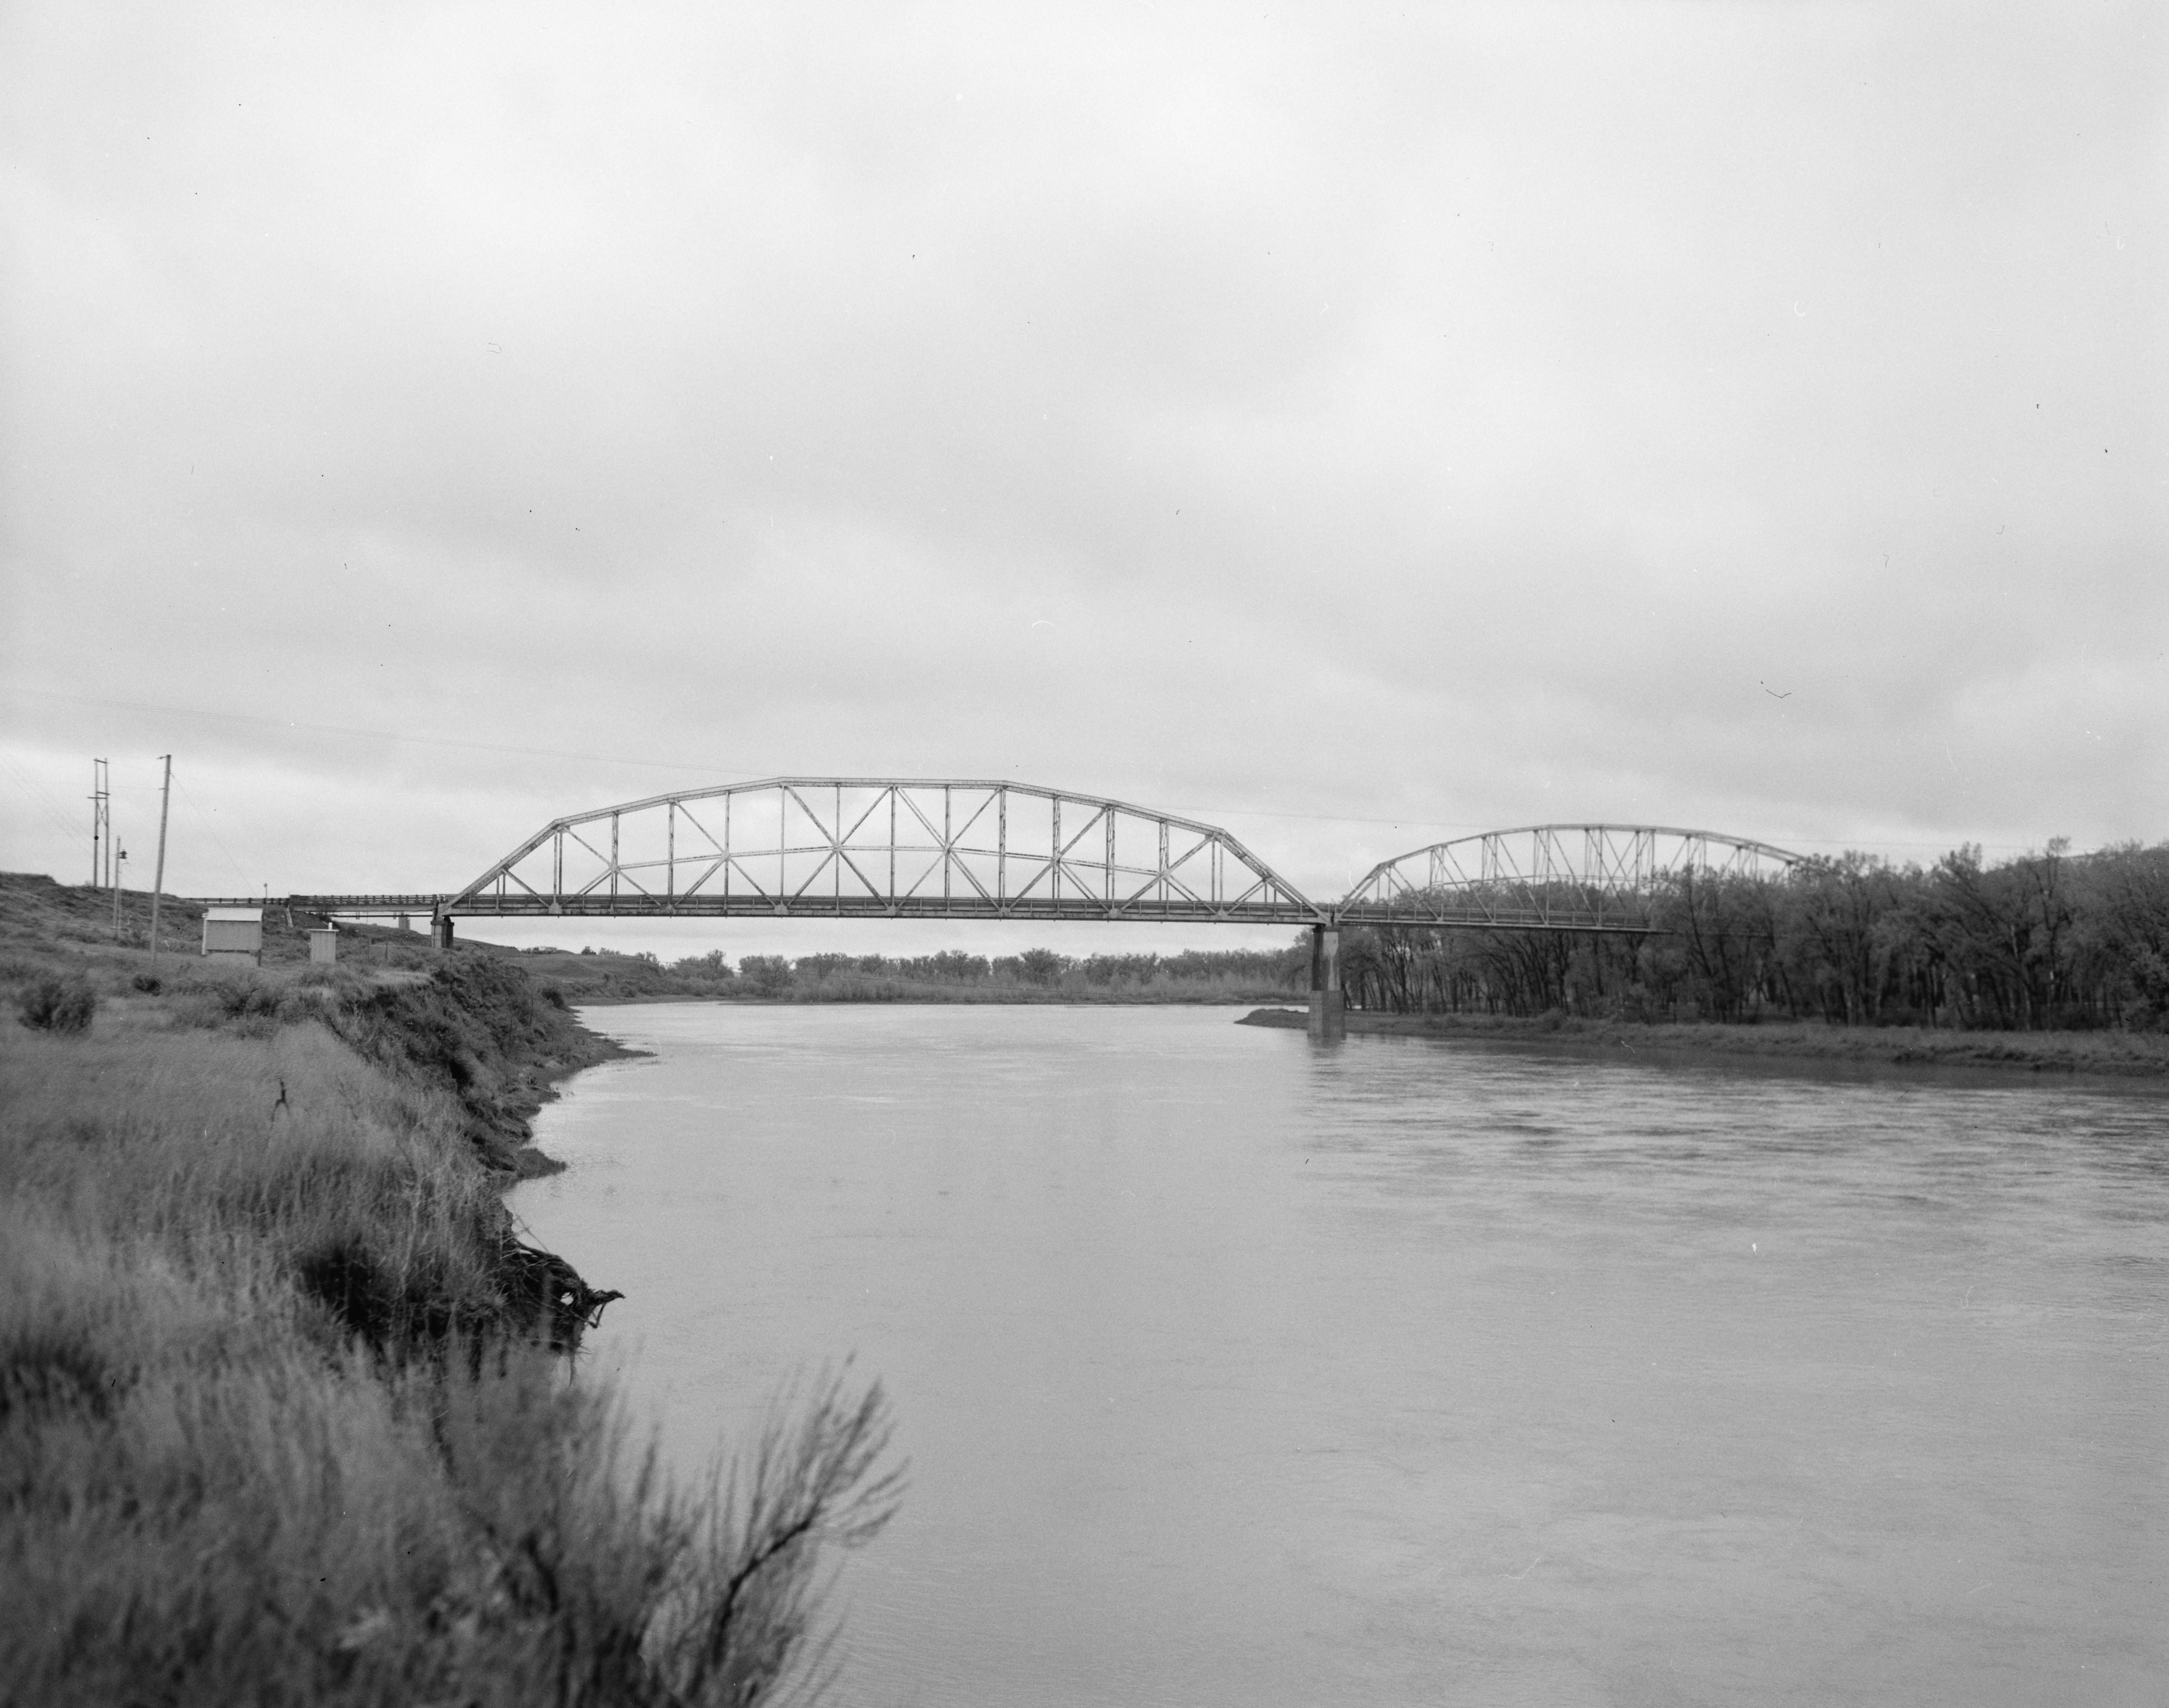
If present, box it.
[4,2,2163,956]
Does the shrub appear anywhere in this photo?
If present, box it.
[171,974,302,1037]
[130,972,162,994]
[17,974,95,1034]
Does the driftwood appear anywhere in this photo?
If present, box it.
[294,1231,622,1358]
[498,1236,625,1354]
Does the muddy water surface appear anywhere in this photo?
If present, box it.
[517,1005,2168,1707]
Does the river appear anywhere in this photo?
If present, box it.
[514,1004,2167,1707]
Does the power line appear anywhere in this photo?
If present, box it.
[172,770,254,891]
[1,756,86,842]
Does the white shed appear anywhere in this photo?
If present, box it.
[202,906,264,964]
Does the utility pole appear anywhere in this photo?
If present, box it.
[149,755,172,962]
[90,759,110,887]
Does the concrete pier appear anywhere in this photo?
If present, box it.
[1308,923,1344,1039]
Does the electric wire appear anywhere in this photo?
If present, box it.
[172,770,255,892]
[2,755,89,843]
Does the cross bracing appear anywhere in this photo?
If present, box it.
[1336,824,1807,931]
[436,779,1318,925]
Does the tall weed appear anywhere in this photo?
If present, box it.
[1,962,899,1703]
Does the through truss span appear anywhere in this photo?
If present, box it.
[437,778,1319,925]
[200,787,1811,937]
[1337,823,1807,931]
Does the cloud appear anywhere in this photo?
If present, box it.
[4,0,2163,913]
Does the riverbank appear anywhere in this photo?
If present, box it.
[0,873,896,1705]
[1237,1005,2169,1079]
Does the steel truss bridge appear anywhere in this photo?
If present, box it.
[226,777,1805,936]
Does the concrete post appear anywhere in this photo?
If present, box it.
[1308,922,1344,1038]
[434,914,456,951]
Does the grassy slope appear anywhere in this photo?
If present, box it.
[0,873,627,1175]
[0,875,897,1707]
[1239,1005,2169,1078]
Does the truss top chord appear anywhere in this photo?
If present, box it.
[191,791,1811,936]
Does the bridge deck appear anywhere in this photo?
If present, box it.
[187,791,1798,940]
[204,894,1659,932]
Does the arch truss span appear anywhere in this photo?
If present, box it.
[446,778,1322,925]
[1337,824,1808,932]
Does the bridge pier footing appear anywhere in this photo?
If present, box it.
[433,915,455,951]
[1308,924,1344,1040]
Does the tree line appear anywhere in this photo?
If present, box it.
[1337,840,2169,1031]
[562,943,1310,1002]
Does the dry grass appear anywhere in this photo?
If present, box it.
[0,888,901,1706]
